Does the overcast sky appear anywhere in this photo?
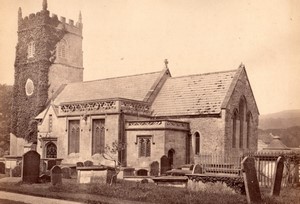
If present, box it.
[0,0,299,115]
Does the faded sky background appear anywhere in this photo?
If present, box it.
[0,0,299,115]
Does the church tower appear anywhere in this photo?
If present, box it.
[11,0,83,149]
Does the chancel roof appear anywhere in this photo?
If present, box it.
[54,71,163,104]
[151,69,237,116]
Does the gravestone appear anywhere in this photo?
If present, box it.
[47,160,56,170]
[192,164,203,174]
[270,157,284,196]
[160,155,171,175]
[61,167,71,179]
[22,151,40,183]
[84,160,93,167]
[136,169,148,176]
[150,161,159,176]
[76,162,84,167]
[12,165,21,177]
[39,174,51,183]
[40,161,47,173]
[0,162,5,174]
[123,167,135,176]
[241,157,262,203]
[51,165,62,186]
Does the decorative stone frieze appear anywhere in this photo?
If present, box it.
[58,99,152,116]
[120,101,151,115]
[126,120,189,131]
[60,100,116,115]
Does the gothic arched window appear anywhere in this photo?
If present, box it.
[195,132,200,155]
[239,97,246,148]
[246,112,252,148]
[138,136,151,157]
[27,41,35,58]
[232,109,238,148]
[46,142,57,158]
[57,40,68,59]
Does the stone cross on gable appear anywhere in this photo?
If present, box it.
[164,59,169,69]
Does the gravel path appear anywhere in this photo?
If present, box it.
[0,191,83,204]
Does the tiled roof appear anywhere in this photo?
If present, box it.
[54,71,162,104]
[151,69,237,116]
[263,136,291,150]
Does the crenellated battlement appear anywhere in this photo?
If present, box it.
[18,1,82,36]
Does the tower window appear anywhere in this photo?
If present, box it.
[57,40,68,59]
[27,41,35,58]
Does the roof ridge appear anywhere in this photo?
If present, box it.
[68,70,163,85]
[169,69,237,79]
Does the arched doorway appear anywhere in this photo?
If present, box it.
[46,142,57,158]
[168,149,175,166]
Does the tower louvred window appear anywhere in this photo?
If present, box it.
[27,41,35,58]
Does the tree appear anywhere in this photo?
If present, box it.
[0,84,13,156]
[102,140,126,185]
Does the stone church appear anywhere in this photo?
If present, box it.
[10,1,259,170]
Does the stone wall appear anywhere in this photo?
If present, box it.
[37,109,120,165]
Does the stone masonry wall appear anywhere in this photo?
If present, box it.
[37,111,119,165]
[224,69,259,156]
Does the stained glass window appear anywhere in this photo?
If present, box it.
[46,142,57,158]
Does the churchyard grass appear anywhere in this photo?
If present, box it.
[0,177,299,204]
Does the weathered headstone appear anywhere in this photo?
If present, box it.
[47,160,56,170]
[123,167,135,176]
[0,162,5,174]
[150,161,159,176]
[76,162,84,167]
[40,161,47,173]
[192,164,203,174]
[136,169,148,176]
[241,157,262,203]
[160,155,171,175]
[84,160,93,167]
[22,150,40,183]
[12,165,21,177]
[51,165,62,186]
[270,157,284,196]
[39,174,51,183]
[61,167,71,179]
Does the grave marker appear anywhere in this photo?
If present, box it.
[270,157,284,196]
[0,162,5,174]
[47,160,56,170]
[160,155,171,175]
[136,169,148,176]
[22,150,40,183]
[123,167,135,177]
[76,162,84,167]
[241,157,262,203]
[150,161,159,176]
[51,165,62,185]
[192,164,203,174]
[61,167,71,179]
[84,160,93,167]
